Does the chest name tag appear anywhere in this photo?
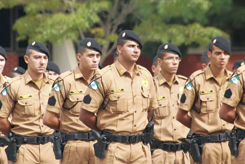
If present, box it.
[110,88,125,93]
[19,94,32,100]
[157,96,166,101]
[200,89,213,95]
[70,90,83,95]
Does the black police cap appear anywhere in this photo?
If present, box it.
[27,41,50,58]
[210,36,231,55]
[157,43,182,58]
[79,38,102,55]
[117,30,142,49]
[47,61,60,74]
[233,60,245,70]
[11,67,25,75]
[0,46,7,60]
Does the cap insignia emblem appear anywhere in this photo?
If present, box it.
[213,39,217,43]
[32,42,36,46]
[87,42,91,47]
[241,62,244,66]
[164,45,168,49]
[122,32,126,37]
[14,67,17,71]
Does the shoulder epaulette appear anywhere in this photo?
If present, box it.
[138,65,151,74]
[99,65,112,76]
[177,75,187,80]
[59,70,73,79]
[6,76,22,87]
[189,69,204,80]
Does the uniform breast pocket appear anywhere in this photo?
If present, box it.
[154,100,169,118]
[65,94,83,115]
[18,99,35,117]
[108,94,128,113]
[200,94,216,113]
[141,90,151,111]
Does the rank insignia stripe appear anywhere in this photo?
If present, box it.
[70,90,83,95]
[110,88,125,93]
[157,96,166,101]
[19,94,33,100]
[200,90,213,95]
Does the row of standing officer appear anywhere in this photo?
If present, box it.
[0,30,244,164]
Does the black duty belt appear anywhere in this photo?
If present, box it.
[63,132,95,141]
[153,140,184,151]
[195,132,229,144]
[12,134,54,145]
[0,136,9,147]
[106,133,144,143]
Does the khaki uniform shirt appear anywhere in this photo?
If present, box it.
[153,73,189,142]
[81,60,158,135]
[46,66,91,133]
[0,74,9,137]
[0,72,54,136]
[179,66,233,135]
[223,65,245,130]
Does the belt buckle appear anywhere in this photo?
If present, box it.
[129,135,136,143]
[170,144,178,151]
[219,134,227,142]
[36,136,45,144]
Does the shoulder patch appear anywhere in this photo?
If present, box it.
[1,87,8,96]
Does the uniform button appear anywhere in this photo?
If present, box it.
[41,103,43,105]
[134,125,136,127]
[159,104,162,106]
[172,104,174,107]
[42,114,44,116]
[207,98,209,100]
[173,117,175,119]
[135,111,137,113]
[174,129,176,131]
[171,92,173,94]
[223,124,225,126]
[25,102,27,104]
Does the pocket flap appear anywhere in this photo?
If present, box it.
[109,93,127,101]
[69,94,83,102]
[200,94,215,101]
[158,99,168,107]
[18,99,34,106]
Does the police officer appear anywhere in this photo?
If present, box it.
[46,61,61,79]
[43,38,102,164]
[220,64,245,163]
[201,50,210,69]
[0,42,56,164]
[80,30,158,164]
[10,67,26,78]
[232,60,245,72]
[0,46,8,164]
[152,43,190,164]
[151,55,161,77]
[176,36,233,164]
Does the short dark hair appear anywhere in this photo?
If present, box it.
[152,55,158,66]
[117,38,127,47]
[157,51,166,60]
[208,42,213,53]
[78,46,87,55]
[26,49,33,56]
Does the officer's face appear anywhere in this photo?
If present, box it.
[24,50,48,74]
[117,41,141,63]
[77,49,101,71]
[0,55,6,74]
[48,70,59,79]
[208,45,230,69]
[158,52,180,75]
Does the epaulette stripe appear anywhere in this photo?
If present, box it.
[177,75,187,80]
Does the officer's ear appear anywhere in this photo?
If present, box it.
[207,51,211,59]
[23,55,29,64]
[76,53,82,62]
[117,45,122,55]
[157,58,162,66]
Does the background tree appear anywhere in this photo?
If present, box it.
[1,0,240,63]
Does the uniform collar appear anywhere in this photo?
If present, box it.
[157,73,179,85]
[24,71,49,84]
[114,60,140,76]
[73,66,84,79]
[204,64,230,80]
